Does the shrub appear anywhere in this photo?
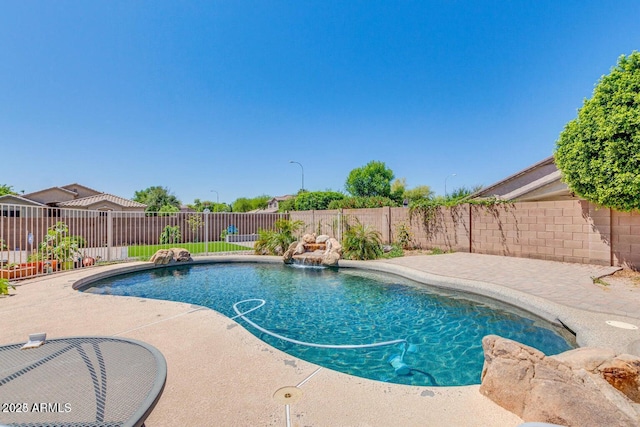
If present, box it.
[294,191,345,211]
[395,223,414,250]
[555,51,640,211]
[328,196,399,209]
[254,219,303,255]
[0,278,15,296]
[382,244,404,259]
[159,225,181,244]
[342,218,383,260]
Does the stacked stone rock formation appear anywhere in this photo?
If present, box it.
[480,335,640,426]
[149,248,193,265]
[283,233,342,267]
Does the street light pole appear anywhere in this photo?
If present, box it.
[289,161,304,192]
[210,190,219,204]
[445,173,456,197]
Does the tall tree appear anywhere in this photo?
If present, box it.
[133,186,181,212]
[231,195,270,212]
[555,51,640,211]
[188,199,230,212]
[345,161,395,198]
[404,185,434,202]
[0,184,17,196]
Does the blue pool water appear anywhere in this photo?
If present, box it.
[83,263,576,386]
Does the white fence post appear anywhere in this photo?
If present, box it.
[107,211,113,262]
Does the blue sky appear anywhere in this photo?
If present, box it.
[2,1,639,205]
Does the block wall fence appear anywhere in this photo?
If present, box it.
[290,200,640,269]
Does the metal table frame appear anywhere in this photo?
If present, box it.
[0,336,167,427]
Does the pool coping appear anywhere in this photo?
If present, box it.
[73,254,640,354]
[5,254,640,426]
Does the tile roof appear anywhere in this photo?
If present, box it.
[57,193,147,208]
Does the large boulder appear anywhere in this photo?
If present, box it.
[150,249,174,265]
[480,335,640,427]
[149,248,192,265]
[302,233,317,243]
[170,248,192,262]
[325,238,342,256]
[316,234,330,243]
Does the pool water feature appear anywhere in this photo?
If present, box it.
[83,263,576,386]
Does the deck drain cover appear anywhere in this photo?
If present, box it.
[273,386,303,404]
[605,320,638,330]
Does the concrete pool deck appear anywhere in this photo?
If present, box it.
[1,253,639,426]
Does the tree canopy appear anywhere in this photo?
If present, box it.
[133,186,181,212]
[188,198,231,212]
[231,195,270,212]
[0,184,16,197]
[294,191,345,210]
[404,185,434,202]
[345,160,394,198]
[555,51,640,211]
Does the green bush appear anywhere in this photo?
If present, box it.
[555,51,640,211]
[345,160,394,197]
[0,278,14,296]
[382,244,404,258]
[328,196,399,209]
[254,219,304,255]
[159,225,181,244]
[278,197,297,212]
[294,191,345,211]
[342,218,383,260]
[395,223,414,249]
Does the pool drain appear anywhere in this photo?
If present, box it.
[605,320,638,330]
[273,386,303,404]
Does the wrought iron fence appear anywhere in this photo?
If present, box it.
[0,203,287,280]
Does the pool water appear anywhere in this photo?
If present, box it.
[83,263,576,386]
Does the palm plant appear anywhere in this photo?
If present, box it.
[0,277,15,296]
[254,219,303,255]
[342,218,383,260]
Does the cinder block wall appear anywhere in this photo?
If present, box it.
[470,200,611,266]
[291,201,640,269]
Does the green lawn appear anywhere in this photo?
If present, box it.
[127,241,251,258]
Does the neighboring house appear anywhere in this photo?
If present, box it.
[0,183,146,217]
[258,195,295,213]
[471,156,577,202]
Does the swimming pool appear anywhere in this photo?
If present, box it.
[82,263,576,386]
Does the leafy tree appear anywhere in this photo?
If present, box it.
[327,196,399,209]
[0,184,16,196]
[278,197,297,212]
[186,215,204,242]
[231,195,270,212]
[445,185,481,203]
[404,185,434,202]
[294,191,345,210]
[390,178,406,203]
[555,51,640,211]
[158,204,180,216]
[188,199,230,212]
[133,186,181,212]
[345,161,395,198]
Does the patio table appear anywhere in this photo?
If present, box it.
[0,336,166,427]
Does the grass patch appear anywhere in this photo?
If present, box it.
[382,245,404,259]
[127,241,250,258]
[592,276,610,286]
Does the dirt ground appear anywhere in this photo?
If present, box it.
[600,268,640,288]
